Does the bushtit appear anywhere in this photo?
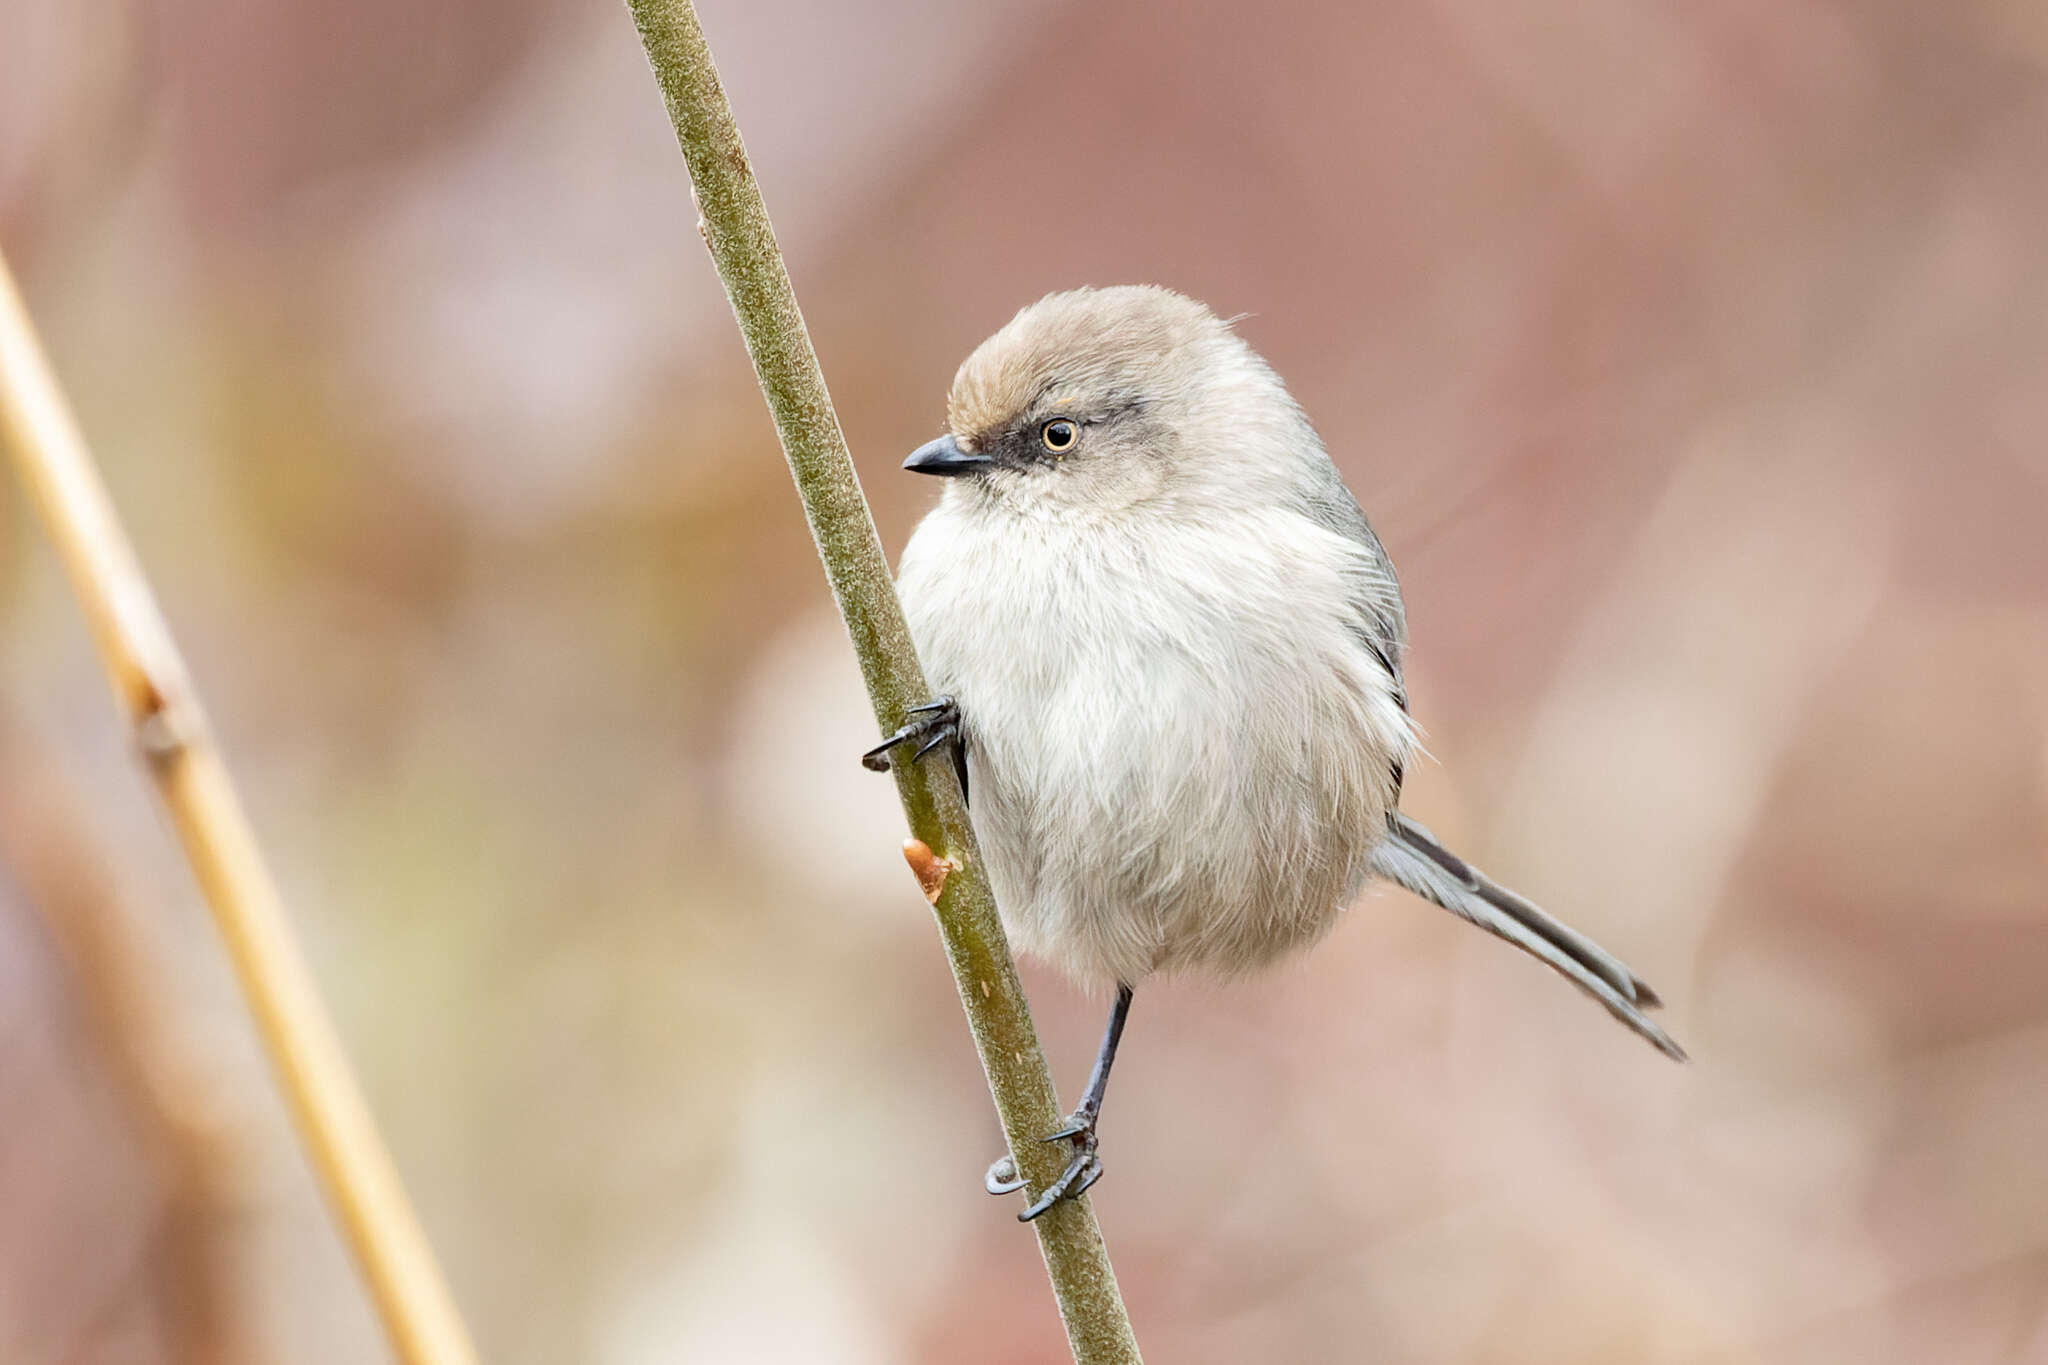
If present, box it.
[865,285,1683,1222]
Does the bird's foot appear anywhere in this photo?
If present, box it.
[984,1111,1103,1222]
[861,696,960,772]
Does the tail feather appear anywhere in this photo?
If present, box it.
[1371,812,1687,1062]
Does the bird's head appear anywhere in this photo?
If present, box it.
[903,285,1310,518]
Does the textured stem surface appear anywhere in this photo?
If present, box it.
[623,3,1142,1359]
[0,254,478,1365]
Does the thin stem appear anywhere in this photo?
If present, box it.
[621,3,1142,1359]
[0,254,479,1365]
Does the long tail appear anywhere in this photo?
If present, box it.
[1370,812,1687,1061]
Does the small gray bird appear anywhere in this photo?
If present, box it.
[865,285,1683,1222]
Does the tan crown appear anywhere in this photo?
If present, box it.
[946,285,1226,442]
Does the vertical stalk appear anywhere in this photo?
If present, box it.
[622,3,1142,1359]
[0,254,479,1365]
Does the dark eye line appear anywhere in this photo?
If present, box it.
[984,410,1115,464]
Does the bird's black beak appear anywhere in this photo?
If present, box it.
[903,434,992,477]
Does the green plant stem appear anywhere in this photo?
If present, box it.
[623,3,1142,1360]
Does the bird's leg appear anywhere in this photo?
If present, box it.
[861,696,960,772]
[987,983,1135,1222]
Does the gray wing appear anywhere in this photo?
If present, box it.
[1297,459,1408,710]
[1297,460,1410,800]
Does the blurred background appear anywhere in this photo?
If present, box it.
[3,1,2047,1361]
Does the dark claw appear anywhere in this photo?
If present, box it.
[988,1109,1104,1222]
[1019,1142,1101,1223]
[862,695,960,772]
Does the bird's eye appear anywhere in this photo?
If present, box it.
[1040,419,1078,453]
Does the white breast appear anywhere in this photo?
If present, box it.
[897,494,1413,990]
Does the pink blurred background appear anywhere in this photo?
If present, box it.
[4,1,2047,1361]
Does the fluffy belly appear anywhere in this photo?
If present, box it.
[898,503,1409,990]
[955,641,1394,990]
